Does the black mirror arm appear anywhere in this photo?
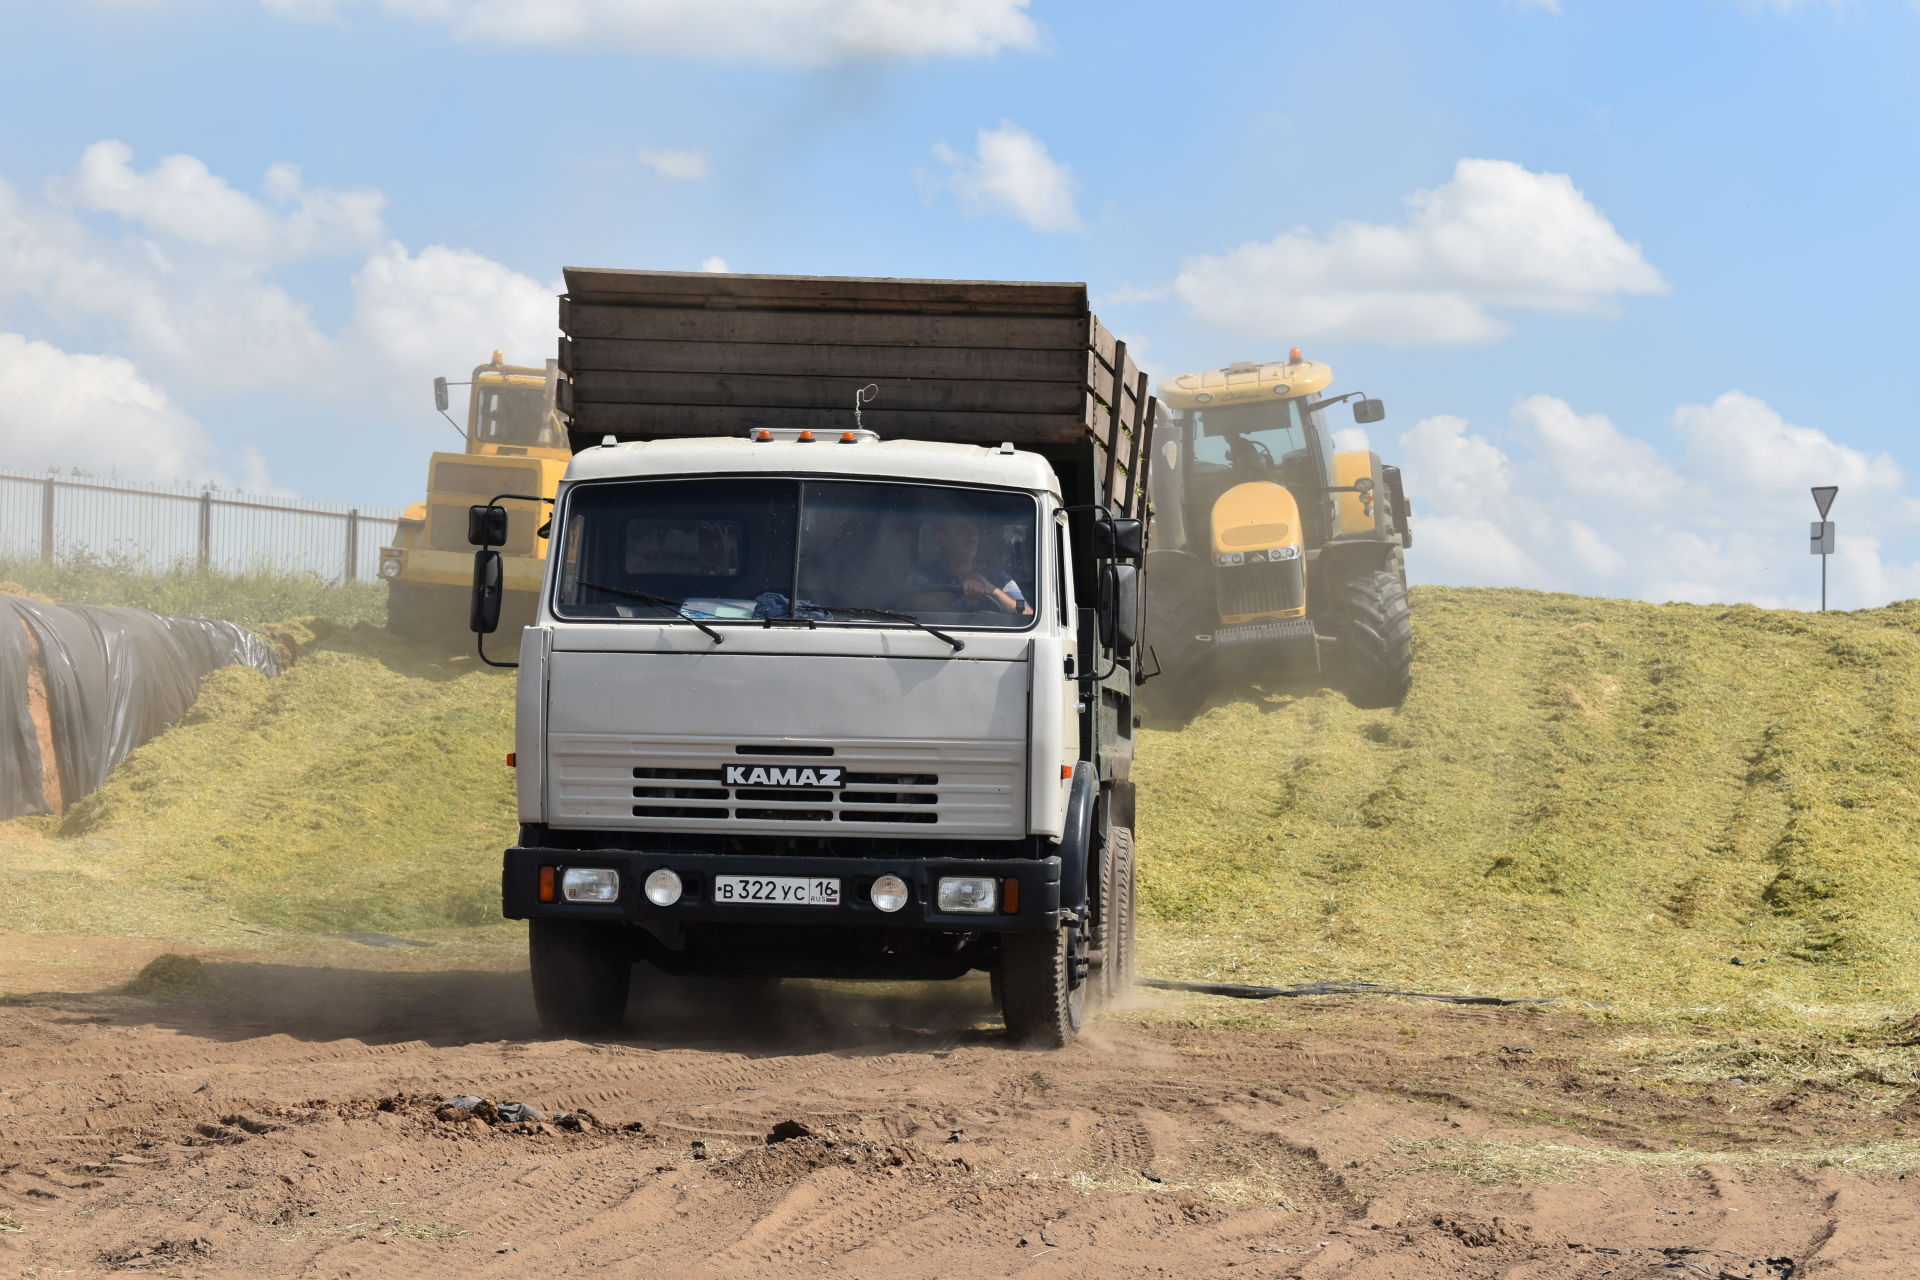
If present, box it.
[1302,391,1364,416]
[476,631,517,669]
[476,492,557,548]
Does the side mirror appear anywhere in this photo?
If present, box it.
[1093,517,1145,561]
[434,376,450,414]
[1353,398,1385,425]
[1098,563,1140,657]
[470,549,504,634]
[468,503,509,547]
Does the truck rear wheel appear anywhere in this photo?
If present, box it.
[997,927,1085,1049]
[1101,826,1137,1004]
[1337,569,1413,709]
[528,919,631,1036]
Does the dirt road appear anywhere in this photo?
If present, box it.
[2,942,1914,1279]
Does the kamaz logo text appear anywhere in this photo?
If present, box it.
[724,765,845,788]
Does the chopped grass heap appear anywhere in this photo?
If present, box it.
[1137,587,1920,1023]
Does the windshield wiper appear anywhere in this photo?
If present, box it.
[576,581,724,644]
[820,605,965,654]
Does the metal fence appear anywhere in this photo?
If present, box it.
[0,468,404,583]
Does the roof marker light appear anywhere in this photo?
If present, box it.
[841,431,858,443]
[756,429,774,441]
[797,430,815,442]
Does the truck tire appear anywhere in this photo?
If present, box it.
[1102,826,1137,1004]
[997,927,1085,1049]
[1337,569,1413,709]
[528,919,631,1036]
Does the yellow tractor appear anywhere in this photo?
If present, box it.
[379,352,569,643]
[1143,349,1413,719]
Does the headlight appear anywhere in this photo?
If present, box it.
[1214,551,1244,566]
[643,868,682,906]
[378,557,403,578]
[562,867,620,903]
[870,874,909,913]
[1270,545,1301,560]
[936,876,998,914]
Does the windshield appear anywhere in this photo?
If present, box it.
[554,478,1039,630]
[1186,397,1337,497]
[472,380,564,449]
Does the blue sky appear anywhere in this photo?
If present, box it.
[1,0,1916,608]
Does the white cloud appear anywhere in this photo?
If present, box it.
[636,148,709,181]
[53,141,384,263]
[345,242,559,413]
[1175,158,1666,346]
[260,0,1039,63]
[932,121,1081,234]
[0,142,562,486]
[0,334,230,484]
[1397,392,1920,609]
[700,256,730,273]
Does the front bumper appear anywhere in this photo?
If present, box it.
[501,845,1063,931]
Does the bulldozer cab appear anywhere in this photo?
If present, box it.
[466,358,567,457]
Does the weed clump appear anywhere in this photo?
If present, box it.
[124,953,212,996]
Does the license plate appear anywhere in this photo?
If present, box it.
[713,875,841,907]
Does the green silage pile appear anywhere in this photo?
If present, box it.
[1137,587,1920,1021]
[56,623,517,936]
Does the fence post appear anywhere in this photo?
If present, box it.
[198,490,213,572]
[345,509,360,583]
[41,478,55,562]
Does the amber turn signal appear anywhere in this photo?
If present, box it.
[537,865,557,903]
[1001,877,1020,915]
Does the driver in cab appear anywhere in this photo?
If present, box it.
[903,514,1032,616]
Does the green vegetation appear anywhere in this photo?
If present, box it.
[1138,587,1920,1023]
[49,621,516,937]
[5,569,1920,1029]
[0,552,385,628]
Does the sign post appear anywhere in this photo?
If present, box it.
[1810,487,1838,612]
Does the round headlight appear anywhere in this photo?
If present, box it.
[378,558,402,578]
[1270,383,1292,396]
[870,874,909,913]
[1194,392,1213,404]
[644,868,683,906]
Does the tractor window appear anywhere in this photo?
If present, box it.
[472,381,564,449]
[1190,400,1312,477]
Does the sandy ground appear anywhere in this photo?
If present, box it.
[2,936,1915,1279]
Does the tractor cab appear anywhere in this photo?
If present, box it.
[1145,351,1413,718]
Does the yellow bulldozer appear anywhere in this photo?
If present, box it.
[379,352,569,642]
[1143,349,1414,719]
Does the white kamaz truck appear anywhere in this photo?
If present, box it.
[469,270,1157,1048]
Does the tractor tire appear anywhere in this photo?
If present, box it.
[1101,826,1137,1005]
[1337,569,1413,709]
[528,919,632,1036]
[997,927,1086,1049]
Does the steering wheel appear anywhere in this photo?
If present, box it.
[897,583,974,612]
[1226,434,1274,474]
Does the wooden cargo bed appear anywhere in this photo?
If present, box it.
[556,268,1154,516]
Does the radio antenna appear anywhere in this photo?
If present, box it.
[854,383,877,432]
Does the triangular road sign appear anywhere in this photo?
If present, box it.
[1812,486,1838,518]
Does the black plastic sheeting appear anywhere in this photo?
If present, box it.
[0,595,280,819]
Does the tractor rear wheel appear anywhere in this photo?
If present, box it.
[1337,569,1413,709]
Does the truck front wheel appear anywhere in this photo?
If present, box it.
[528,919,631,1036]
[998,927,1086,1049]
